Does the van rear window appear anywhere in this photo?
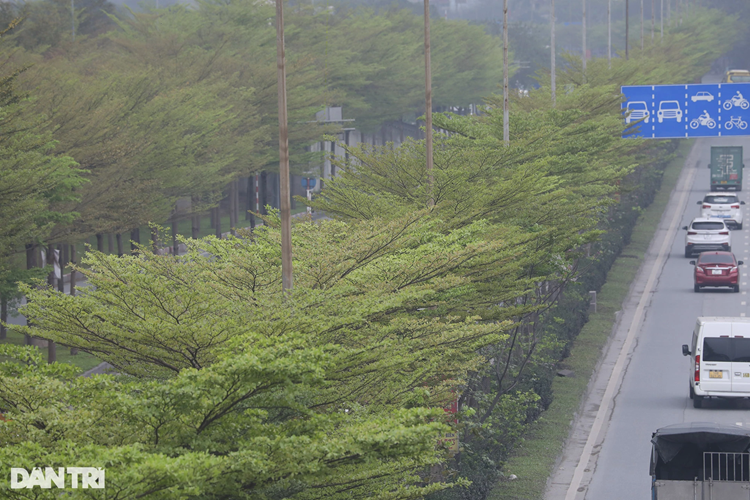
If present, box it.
[703,337,750,362]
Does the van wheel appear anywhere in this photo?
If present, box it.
[694,284,702,292]
[693,396,704,408]
[738,223,744,230]
[734,285,741,293]
[689,385,695,399]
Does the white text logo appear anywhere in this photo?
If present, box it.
[10,467,105,489]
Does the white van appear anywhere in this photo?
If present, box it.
[682,317,750,408]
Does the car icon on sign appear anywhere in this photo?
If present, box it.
[691,91,715,102]
[625,101,650,124]
[657,100,682,123]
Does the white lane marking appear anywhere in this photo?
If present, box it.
[563,141,699,500]
[743,291,747,295]
[742,301,746,305]
[743,313,747,317]
[738,422,744,426]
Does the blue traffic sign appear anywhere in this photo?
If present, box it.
[302,177,317,189]
[622,83,750,138]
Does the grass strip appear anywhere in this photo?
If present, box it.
[487,139,695,500]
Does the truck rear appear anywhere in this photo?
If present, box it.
[709,146,744,191]
[651,422,750,499]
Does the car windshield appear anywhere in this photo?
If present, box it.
[698,254,735,264]
[731,75,750,82]
[691,222,725,230]
[703,338,750,362]
[705,196,739,204]
[661,102,679,109]
[629,103,647,110]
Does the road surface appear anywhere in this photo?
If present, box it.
[547,101,750,499]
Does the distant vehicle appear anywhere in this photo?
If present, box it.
[691,91,715,102]
[651,422,750,498]
[689,251,742,292]
[708,146,744,191]
[682,218,731,258]
[625,101,649,124]
[698,193,745,229]
[657,100,682,123]
[723,69,750,83]
[682,317,750,407]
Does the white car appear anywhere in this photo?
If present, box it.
[691,91,715,102]
[657,100,683,123]
[682,317,750,408]
[625,101,649,124]
[683,218,731,257]
[699,193,745,229]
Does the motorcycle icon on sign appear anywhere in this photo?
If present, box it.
[722,92,750,110]
[724,116,748,130]
[690,111,717,129]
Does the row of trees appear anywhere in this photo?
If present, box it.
[0,5,737,500]
[0,0,504,329]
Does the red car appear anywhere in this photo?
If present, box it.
[690,251,744,292]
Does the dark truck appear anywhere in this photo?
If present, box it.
[709,146,744,191]
[651,422,750,499]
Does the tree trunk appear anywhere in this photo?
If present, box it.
[69,244,78,355]
[151,226,159,253]
[0,297,7,340]
[214,207,222,239]
[229,180,237,236]
[172,220,179,255]
[24,243,35,345]
[247,177,255,224]
[130,228,140,255]
[108,233,114,254]
[57,243,65,293]
[96,233,104,252]
[116,233,123,257]
[260,171,268,215]
[191,196,200,239]
[47,243,56,289]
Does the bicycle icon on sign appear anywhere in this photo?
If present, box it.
[690,111,717,129]
[724,116,748,130]
[723,92,750,110]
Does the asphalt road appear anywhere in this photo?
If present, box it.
[546,130,750,497]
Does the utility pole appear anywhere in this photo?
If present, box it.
[607,0,611,68]
[582,0,586,73]
[551,0,556,106]
[651,0,655,42]
[275,0,293,292]
[641,0,643,50]
[503,0,509,145]
[660,0,663,39]
[625,0,629,60]
[71,0,75,41]
[424,0,433,204]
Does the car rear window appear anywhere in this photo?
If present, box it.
[702,337,750,362]
[704,196,738,204]
[691,222,726,230]
[731,76,750,82]
[699,254,735,264]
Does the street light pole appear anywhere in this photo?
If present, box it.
[424,0,433,204]
[503,0,509,145]
[625,0,629,60]
[582,0,586,73]
[275,0,293,292]
[607,0,611,69]
[551,0,556,105]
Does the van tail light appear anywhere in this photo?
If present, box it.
[732,204,741,209]
[688,231,698,235]
[720,231,730,235]
[703,204,711,209]
[695,355,700,382]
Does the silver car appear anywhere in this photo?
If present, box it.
[683,218,731,257]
